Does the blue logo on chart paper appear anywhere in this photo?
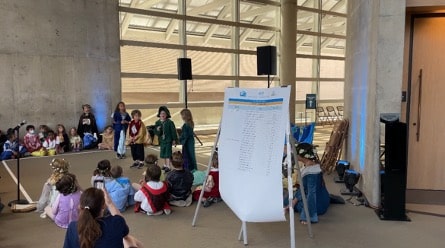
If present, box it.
[240,90,247,97]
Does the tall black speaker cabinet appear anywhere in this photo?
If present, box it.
[376,114,410,221]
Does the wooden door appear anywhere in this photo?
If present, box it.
[407,16,445,190]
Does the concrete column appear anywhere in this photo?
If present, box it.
[345,0,405,207]
[0,0,121,131]
[281,0,297,123]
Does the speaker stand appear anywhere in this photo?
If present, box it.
[184,79,188,109]
[334,176,344,183]
[375,208,410,221]
[7,127,29,207]
[340,187,361,196]
[267,74,271,88]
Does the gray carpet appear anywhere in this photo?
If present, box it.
[1,135,444,248]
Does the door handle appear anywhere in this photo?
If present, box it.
[416,69,422,142]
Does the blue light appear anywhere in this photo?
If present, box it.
[350,54,368,171]
[91,98,108,132]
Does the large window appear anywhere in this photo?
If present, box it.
[119,0,347,123]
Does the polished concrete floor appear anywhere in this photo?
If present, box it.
[0,126,444,248]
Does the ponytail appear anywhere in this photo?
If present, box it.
[77,188,104,248]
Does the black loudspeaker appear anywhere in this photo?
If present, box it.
[376,118,410,221]
[257,46,277,75]
[177,58,192,80]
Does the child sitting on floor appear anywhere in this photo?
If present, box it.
[37,158,71,216]
[166,151,194,207]
[43,173,82,228]
[23,125,42,155]
[1,129,27,160]
[69,127,82,152]
[107,165,135,212]
[42,130,57,156]
[91,160,113,187]
[284,143,330,224]
[133,164,171,215]
[98,125,114,150]
[193,151,222,207]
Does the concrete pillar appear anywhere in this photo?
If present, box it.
[345,0,405,207]
[281,0,297,123]
[0,0,121,132]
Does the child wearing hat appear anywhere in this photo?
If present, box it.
[154,106,178,172]
[285,143,330,224]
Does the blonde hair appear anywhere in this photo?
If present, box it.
[48,158,70,185]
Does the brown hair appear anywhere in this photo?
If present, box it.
[180,108,194,129]
[110,165,123,179]
[131,109,142,118]
[77,188,104,248]
[212,151,219,168]
[114,101,126,113]
[144,154,158,165]
[171,151,183,169]
[144,164,161,182]
[93,160,112,177]
[55,173,78,196]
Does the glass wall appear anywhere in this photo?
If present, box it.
[119,0,347,125]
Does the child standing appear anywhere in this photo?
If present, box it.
[154,106,178,171]
[23,125,42,155]
[98,125,114,150]
[77,104,99,148]
[179,108,197,171]
[107,165,135,212]
[44,173,82,229]
[55,124,69,154]
[43,130,57,156]
[133,164,171,215]
[112,101,131,159]
[193,151,222,207]
[69,127,82,152]
[36,158,71,215]
[166,151,194,207]
[128,109,148,168]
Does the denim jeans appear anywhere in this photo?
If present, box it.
[293,173,330,223]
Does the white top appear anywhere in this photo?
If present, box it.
[43,139,56,149]
[300,163,322,178]
[134,181,164,214]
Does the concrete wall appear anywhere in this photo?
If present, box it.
[345,0,405,207]
[0,0,120,133]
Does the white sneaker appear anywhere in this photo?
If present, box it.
[40,212,47,218]
[147,210,163,216]
[163,209,172,215]
[185,194,193,207]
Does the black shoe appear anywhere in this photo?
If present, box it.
[162,166,171,173]
[130,162,139,168]
[203,198,214,208]
[116,153,121,159]
[137,163,145,169]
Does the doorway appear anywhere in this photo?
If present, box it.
[406,14,445,207]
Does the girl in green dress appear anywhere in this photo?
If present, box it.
[179,108,197,171]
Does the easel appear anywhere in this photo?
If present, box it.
[192,121,313,247]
